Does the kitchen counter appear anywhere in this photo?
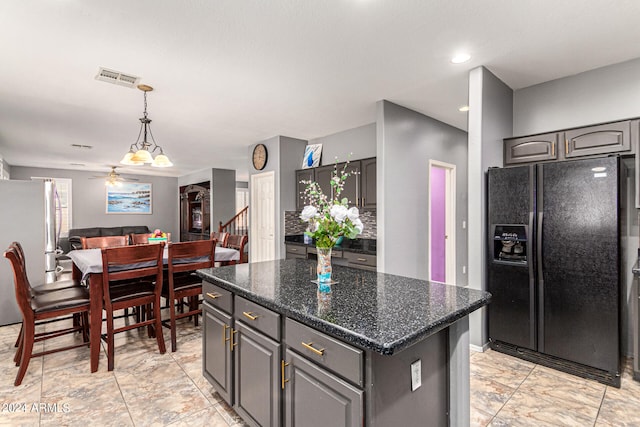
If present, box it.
[284,234,377,255]
[197,259,490,426]
[197,259,488,355]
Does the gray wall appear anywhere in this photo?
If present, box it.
[308,123,376,166]
[248,136,307,261]
[377,100,468,282]
[212,169,237,232]
[467,66,514,350]
[513,57,640,136]
[10,166,179,237]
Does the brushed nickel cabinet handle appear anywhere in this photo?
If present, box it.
[551,142,555,157]
[357,258,367,262]
[301,341,325,356]
[242,311,259,321]
[565,139,569,154]
[206,292,221,299]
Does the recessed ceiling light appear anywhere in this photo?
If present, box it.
[458,105,470,112]
[451,53,471,64]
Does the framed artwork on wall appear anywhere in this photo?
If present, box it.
[301,144,322,169]
[106,182,152,214]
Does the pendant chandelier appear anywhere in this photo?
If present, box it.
[120,84,173,167]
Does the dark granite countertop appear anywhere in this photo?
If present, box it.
[285,234,377,255]
[197,259,491,356]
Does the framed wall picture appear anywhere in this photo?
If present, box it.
[106,182,152,214]
[301,144,322,169]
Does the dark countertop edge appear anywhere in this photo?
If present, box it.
[284,239,377,256]
[197,270,491,356]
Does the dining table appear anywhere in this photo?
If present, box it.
[67,245,240,372]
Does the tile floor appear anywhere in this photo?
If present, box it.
[1,314,639,426]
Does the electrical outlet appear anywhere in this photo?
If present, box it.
[463,266,467,274]
[462,220,466,229]
[411,359,421,391]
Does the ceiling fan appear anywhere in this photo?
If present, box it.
[90,166,139,186]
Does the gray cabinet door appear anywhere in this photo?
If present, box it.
[284,349,363,427]
[339,161,360,207]
[504,133,559,165]
[296,169,315,211]
[314,165,335,200]
[203,302,234,405]
[360,157,376,209]
[234,321,281,427]
[285,244,307,260]
[564,120,631,158]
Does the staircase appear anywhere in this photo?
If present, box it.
[219,206,248,262]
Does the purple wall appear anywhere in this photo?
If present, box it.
[430,167,446,282]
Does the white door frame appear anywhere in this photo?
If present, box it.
[428,160,456,284]
[250,171,275,263]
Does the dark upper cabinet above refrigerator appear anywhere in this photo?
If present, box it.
[504,133,559,165]
[563,120,631,158]
[504,118,635,167]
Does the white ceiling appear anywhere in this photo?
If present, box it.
[1,0,640,181]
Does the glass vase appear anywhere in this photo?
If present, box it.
[316,246,333,290]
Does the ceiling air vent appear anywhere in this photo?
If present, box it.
[95,67,140,88]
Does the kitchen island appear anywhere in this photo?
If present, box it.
[197,259,490,427]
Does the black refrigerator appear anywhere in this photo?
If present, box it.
[487,156,621,386]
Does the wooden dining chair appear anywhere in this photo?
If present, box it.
[4,245,90,386]
[161,239,216,351]
[81,235,129,249]
[210,231,229,247]
[9,242,84,362]
[225,234,248,264]
[130,233,149,245]
[100,242,166,370]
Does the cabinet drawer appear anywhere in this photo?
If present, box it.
[285,318,363,387]
[234,296,281,341]
[343,251,377,268]
[203,281,233,314]
[285,245,306,256]
[308,246,343,258]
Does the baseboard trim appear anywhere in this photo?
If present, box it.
[469,342,490,353]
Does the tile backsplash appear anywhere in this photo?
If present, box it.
[284,210,377,239]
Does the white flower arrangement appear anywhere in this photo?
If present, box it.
[300,160,364,249]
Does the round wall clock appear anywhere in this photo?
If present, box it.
[252,143,268,170]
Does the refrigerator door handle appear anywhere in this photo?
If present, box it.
[537,210,544,353]
[528,211,536,350]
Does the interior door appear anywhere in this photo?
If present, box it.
[539,157,619,372]
[428,161,456,284]
[250,171,275,262]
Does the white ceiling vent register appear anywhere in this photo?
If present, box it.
[95,67,140,88]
